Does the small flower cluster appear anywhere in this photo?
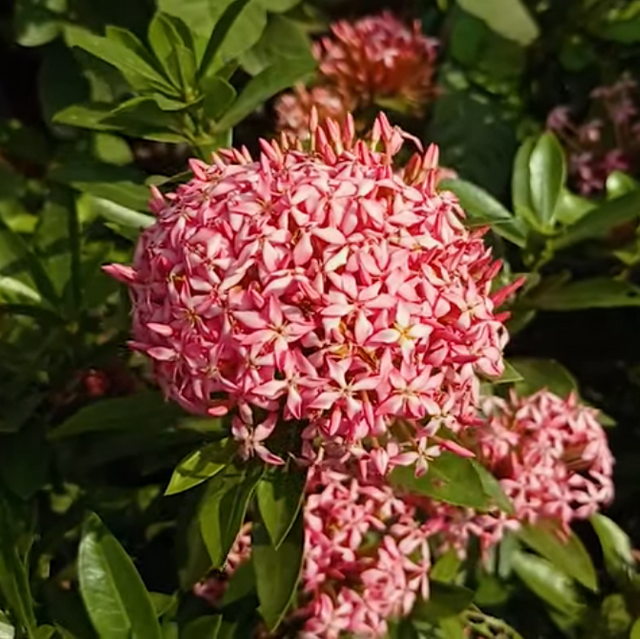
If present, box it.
[425,389,614,557]
[106,112,512,475]
[276,13,438,137]
[547,76,640,194]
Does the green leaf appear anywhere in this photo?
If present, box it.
[148,13,185,89]
[530,278,640,310]
[165,440,234,496]
[65,26,174,94]
[253,511,304,631]
[198,0,253,80]
[493,360,524,384]
[215,56,315,131]
[590,514,636,586]
[457,0,539,46]
[199,466,261,568]
[632,618,640,639]
[512,136,535,222]
[470,461,513,513]
[606,171,640,199]
[220,559,256,606]
[528,132,566,230]
[256,465,307,549]
[553,190,640,249]
[390,452,489,509]
[181,616,222,639]
[437,179,528,246]
[15,0,66,47]
[49,392,183,439]
[201,76,237,121]
[0,497,37,637]
[555,189,595,226]
[53,103,115,131]
[430,551,462,583]
[413,581,474,622]
[87,196,155,231]
[517,523,597,591]
[511,551,583,615]
[79,513,161,639]
[509,357,577,397]
[241,14,313,75]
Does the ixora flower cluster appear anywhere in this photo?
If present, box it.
[105,112,512,476]
[547,76,640,194]
[426,390,614,557]
[276,13,438,136]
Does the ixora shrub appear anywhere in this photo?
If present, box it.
[102,112,614,637]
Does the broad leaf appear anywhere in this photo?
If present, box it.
[256,465,307,549]
[79,514,161,639]
[591,514,636,587]
[86,197,155,231]
[215,56,315,131]
[509,357,577,397]
[518,524,597,591]
[221,559,256,606]
[148,13,185,89]
[201,77,237,121]
[199,466,261,568]
[49,392,183,439]
[391,453,489,509]
[165,440,235,496]
[512,551,584,616]
[470,461,513,513]
[530,278,640,310]
[64,26,173,94]
[181,616,222,639]
[430,551,462,583]
[457,0,539,46]
[528,132,566,230]
[553,190,640,249]
[512,136,535,223]
[198,0,253,79]
[15,0,65,47]
[493,360,524,384]
[606,171,640,199]
[555,189,595,226]
[632,619,640,639]
[413,581,474,622]
[253,511,304,631]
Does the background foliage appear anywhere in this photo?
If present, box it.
[2,0,640,637]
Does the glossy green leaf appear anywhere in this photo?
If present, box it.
[215,56,315,131]
[470,461,514,513]
[165,440,234,495]
[201,76,237,121]
[528,132,566,229]
[512,136,535,222]
[606,171,640,199]
[493,360,524,384]
[79,513,161,639]
[553,190,640,249]
[591,514,636,585]
[0,497,37,637]
[413,581,474,622]
[253,511,304,631]
[53,103,115,131]
[15,0,66,47]
[198,0,253,79]
[86,197,155,231]
[555,189,595,226]
[511,551,583,615]
[530,278,640,310]
[49,392,183,439]
[199,466,261,568]
[518,523,597,591]
[148,13,184,89]
[256,465,307,549]
[221,559,256,606]
[457,0,539,46]
[64,26,173,94]
[391,453,489,509]
[430,551,462,583]
[439,177,527,247]
[181,616,222,639]
[510,357,577,397]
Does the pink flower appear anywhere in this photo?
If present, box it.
[315,12,439,112]
[106,111,512,471]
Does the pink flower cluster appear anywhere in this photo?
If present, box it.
[106,112,512,474]
[425,389,614,557]
[276,13,438,137]
[547,76,640,194]
[300,466,431,638]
